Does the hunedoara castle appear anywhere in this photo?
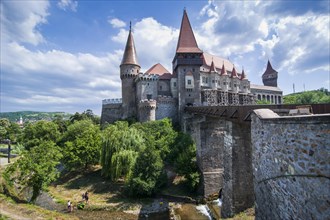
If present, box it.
[101,10,283,124]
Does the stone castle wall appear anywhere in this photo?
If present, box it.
[184,114,254,218]
[101,103,122,125]
[251,109,330,220]
[156,96,177,122]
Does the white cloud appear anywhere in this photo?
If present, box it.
[57,0,78,12]
[111,17,179,71]
[109,18,126,28]
[0,0,49,45]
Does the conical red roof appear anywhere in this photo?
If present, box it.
[231,66,238,78]
[176,10,202,53]
[209,59,217,73]
[121,27,140,67]
[240,69,247,80]
[220,62,227,75]
[262,60,277,76]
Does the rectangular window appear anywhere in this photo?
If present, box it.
[174,82,177,87]
[188,79,192,85]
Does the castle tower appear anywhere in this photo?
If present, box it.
[262,60,278,87]
[120,23,140,119]
[173,9,203,120]
[138,99,157,122]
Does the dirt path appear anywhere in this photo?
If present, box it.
[0,202,33,220]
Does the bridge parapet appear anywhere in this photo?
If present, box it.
[185,104,330,123]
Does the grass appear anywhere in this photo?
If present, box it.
[0,194,79,220]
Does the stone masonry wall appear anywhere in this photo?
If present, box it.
[101,103,122,125]
[184,114,254,218]
[251,109,330,220]
[222,122,254,218]
[156,97,177,123]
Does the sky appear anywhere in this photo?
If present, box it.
[1,0,329,115]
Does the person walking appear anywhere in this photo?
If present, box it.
[67,200,72,212]
[85,191,89,204]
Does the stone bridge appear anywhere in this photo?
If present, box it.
[183,104,330,218]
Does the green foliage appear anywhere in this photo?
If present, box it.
[132,118,177,161]
[5,141,62,203]
[100,121,144,180]
[69,109,100,125]
[172,132,200,192]
[77,202,85,209]
[256,99,272,104]
[60,119,101,170]
[284,88,330,104]
[22,121,60,150]
[127,145,165,197]
[0,111,72,122]
[0,119,22,143]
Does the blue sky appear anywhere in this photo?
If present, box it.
[1,0,329,115]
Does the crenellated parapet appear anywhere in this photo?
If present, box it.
[157,95,177,104]
[135,73,159,82]
[102,98,122,105]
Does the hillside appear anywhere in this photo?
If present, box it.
[0,111,72,122]
[283,88,330,104]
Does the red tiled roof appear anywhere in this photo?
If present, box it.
[121,29,139,67]
[262,60,278,76]
[202,52,234,74]
[145,63,173,79]
[176,10,202,53]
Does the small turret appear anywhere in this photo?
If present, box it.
[231,66,238,78]
[209,59,217,73]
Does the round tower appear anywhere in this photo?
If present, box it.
[120,23,140,119]
[138,99,157,122]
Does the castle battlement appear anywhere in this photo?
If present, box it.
[102,98,122,105]
[135,73,159,82]
[138,99,157,109]
[157,95,177,104]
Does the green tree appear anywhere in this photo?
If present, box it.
[22,121,60,150]
[284,89,330,104]
[127,145,165,197]
[173,132,200,192]
[132,118,177,161]
[5,141,62,203]
[256,99,272,105]
[69,109,100,125]
[100,121,144,180]
[61,119,101,170]
[0,118,10,141]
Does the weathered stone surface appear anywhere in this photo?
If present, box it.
[251,111,330,220]
[185,114,254,218]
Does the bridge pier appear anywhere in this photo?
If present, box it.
[184,114,254,217]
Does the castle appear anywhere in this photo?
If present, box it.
[101,10,282,124]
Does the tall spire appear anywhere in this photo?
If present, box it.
[231,66,238,78]
[240,69,247,80]
[176,9,202,53]
[209,58,217,73]
[263,60,277,76]
[121,23,140,67]
[220,62,227,75]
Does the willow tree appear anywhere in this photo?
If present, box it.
[101,121,145,180]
